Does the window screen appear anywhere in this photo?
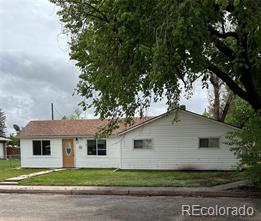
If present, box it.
[33,140,41,155]
[33,140,51,155]
[199,138,219,148]
[97,140,107,155]
[87,140,96,155]
[87,139,107,156]
[134,139,152,149]
[42,140,51,155]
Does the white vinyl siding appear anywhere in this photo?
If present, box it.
[75,137,120,168]
[120,111,238,170]
[20,139,63,168]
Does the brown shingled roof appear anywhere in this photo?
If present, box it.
[18,117,154,138]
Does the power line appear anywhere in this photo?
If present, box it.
[54,106,64,119]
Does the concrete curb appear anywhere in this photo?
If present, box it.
[0,186,260,198]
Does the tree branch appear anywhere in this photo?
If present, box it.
[209,26,239,40]
[83,2,110,23]
[213,1,234,13]
[211,36,236,60]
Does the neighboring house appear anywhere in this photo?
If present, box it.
[0,137,10,159]
[18,107,239,170]
[6,145,21,159]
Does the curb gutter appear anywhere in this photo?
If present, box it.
[0,186,260,198]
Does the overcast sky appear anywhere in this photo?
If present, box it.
[0,0,208,135]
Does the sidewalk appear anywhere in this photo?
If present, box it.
[0,181,259,198]
[0,169,65,185]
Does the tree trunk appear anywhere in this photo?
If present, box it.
[209,72,235,122]
[220,92,235,122]
[209,72,221,121]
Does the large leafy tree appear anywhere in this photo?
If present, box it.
[0,109,6,137]
[50,0,261,121]
[225,98,261,189]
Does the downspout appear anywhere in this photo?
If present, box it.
[120,135,124,169]
[120,135,122,169]
[113,135,123,172]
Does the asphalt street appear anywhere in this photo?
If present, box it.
[0,193,260,221]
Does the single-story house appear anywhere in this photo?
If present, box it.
[0,137,10,159]
[18,107,239,170]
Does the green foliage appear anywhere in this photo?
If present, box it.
[0,160,42,181]
[50,0,261,121]
[202,109,211,118]
[0,109,6,137]
[225,97,255,127]
[226,98,261,189]
[7,134,20,146]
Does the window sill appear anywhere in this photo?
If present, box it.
[32,155,53,158]
[86,155,108,158]
[133,148,153,151]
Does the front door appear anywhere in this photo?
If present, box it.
[62,139,75,168]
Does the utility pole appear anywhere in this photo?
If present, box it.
[51,103,54,120]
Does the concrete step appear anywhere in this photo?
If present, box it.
[0,181,19,185]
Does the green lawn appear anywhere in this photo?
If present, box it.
[0,159,43,181]
[20,169,244,187]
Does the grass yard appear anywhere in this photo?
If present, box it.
[0,159,43,181]
[20,169,244,187]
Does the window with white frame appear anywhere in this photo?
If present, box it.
[133,139,152,149]
[87,139,107,156]
[199,138,220,148]
[32,140,51,155]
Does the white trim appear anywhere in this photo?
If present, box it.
[21,135,94,139]
[118,113,172,136]
[181,110,239,130]
[73,138,76,168]
[31,156,54,158]
[118,109,239,136]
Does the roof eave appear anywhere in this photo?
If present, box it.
[18,135,96,139]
